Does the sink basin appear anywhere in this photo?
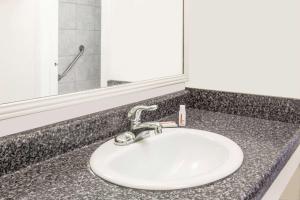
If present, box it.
[90,128,243,190]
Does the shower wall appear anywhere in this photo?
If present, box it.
[58,0,101,95]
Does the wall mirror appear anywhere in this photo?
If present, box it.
[0,0,184,106]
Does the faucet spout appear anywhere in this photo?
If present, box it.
[132,122,162,135]
[114,105,162,146]
[128,105,158,128]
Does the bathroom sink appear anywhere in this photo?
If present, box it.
[90,128,243,190]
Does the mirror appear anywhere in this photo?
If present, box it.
[0,0,183,105]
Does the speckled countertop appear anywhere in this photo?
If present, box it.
[1,108,300,200]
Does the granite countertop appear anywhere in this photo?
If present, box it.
[1,108,300,200]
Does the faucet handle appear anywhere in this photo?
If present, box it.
[128,105,158,122]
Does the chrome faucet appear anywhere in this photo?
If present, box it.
[128,105,162,134]
[114,105,162,146]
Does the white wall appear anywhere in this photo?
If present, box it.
[186,0,300,99]
[0,0,58,104]
[280,166,300,200]
[102,0,183,84]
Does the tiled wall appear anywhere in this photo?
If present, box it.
[58,0,101,95]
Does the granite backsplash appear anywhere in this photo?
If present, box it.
[1,87,300,177]
[187,88,300,124]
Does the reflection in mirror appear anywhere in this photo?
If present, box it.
[58,0,102,95]
[0,0,183,105]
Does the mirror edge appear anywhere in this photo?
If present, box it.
[0,75,188,121]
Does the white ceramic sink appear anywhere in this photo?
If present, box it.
[90,128,243,190]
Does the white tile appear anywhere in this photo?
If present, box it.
[59,3,76,30]
[75,55,100,81]
[76,5,95,30]
[77,0,95,6]
[94,31,101,54]
[58,81,77,95]
[95,7,101,31]
[95,0,101,7]
[76,30,96,55]
[76,80,100,92]
[59,30,77,56]
[60,0,77,3]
